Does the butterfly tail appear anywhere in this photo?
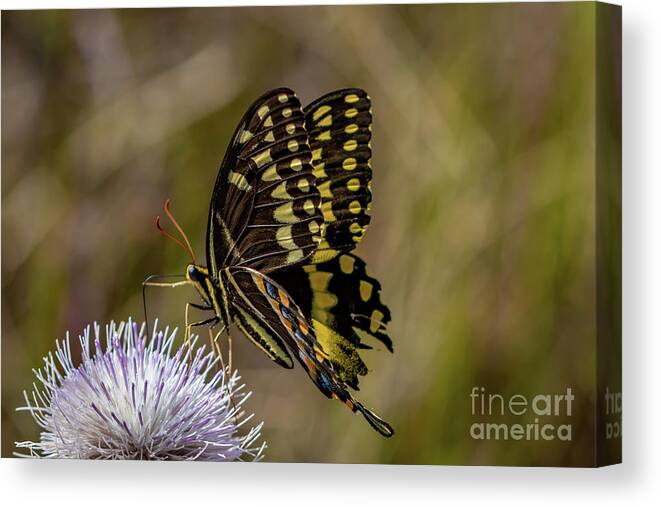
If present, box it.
[299,350,394,438]
[354,401,395,438]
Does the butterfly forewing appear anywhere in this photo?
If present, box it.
[206,88,324,275]
[304,89,373,264]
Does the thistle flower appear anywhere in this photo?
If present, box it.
[15,319,265,461]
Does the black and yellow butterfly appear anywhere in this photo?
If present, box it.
[151,88,393,437]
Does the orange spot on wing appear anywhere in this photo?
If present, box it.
[278,289,290,308]
[282,318,294,332]
[303,355,316,370]
[253,274,266,293]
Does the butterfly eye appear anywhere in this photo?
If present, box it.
[187,265,198,280]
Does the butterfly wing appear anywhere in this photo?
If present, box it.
[274,89,392,389]
[228,266,393,437]
[272,253,392,390]
[206,88,324,275]
[201,88,392,436]
[304,89,373,264]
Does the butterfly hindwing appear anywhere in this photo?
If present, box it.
[206,88,324,275]
[304,89,373,264]
[272,253,393,390]
[228,266,329,368]
[228,266,393,437]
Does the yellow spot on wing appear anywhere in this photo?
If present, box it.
[312,148,323,161]
[303,200,317,215]
[343,139,358,152]
[262,164,280,182]
[252,149,272,168]
[297,178,310,192]
[347,178,360,191]
[370,309,385,333]
[265,131,275,143]
[321,201,335,222]
[314,291,336,311]
[239,130,253,144]
[312,105,331,122]
[339,255,354,274]
[349,222,362,234]
[290,158,302,171]
[275,225,294,245]
[312,247,338,264]
[309,271,331,290]
[286,123,296,134]
[317,115,332,127]
[288,140,299,152]
[276,225,304,264]
[308,272,336,310]
[274,202,298,224]
[278,93,289,103]
[316,130,331,141]
[349,200,362,214]
[308,220,320,234]
[345,124,358,134]
[360,280,373,302]
[257,104,269,119]
[345,94,360,104]
[286,249,304,264]
[228,171,252,191]
[345,108,358,118]
[282,107,292,118]
[343,158,357,170]
[318,180,333,198]
[313,162,327,179]
[271,181,291,200]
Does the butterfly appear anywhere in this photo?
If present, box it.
[149,88,394,437]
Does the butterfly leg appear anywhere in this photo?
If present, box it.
[189,302,213,311]
[184,303,217,361]
[227,332,233,374]
[207,324,227,372]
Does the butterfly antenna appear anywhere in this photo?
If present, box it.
[163,199,197,264]
[155,215,196,263]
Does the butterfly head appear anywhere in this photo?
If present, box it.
[186,263,209,284]
[186,263,212,305]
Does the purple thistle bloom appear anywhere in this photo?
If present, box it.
[15,320,265,461]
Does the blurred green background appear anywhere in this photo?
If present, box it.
[2,3,602,465]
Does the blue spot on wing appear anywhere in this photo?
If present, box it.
[317,370,333,393]
[293,329,306,343]
[264,280,279,299]
[280,305,295,323]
